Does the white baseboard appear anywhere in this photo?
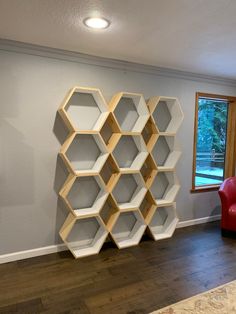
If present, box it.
[176,214,221,228]
[0,243,67,264]
[0,215,221,264]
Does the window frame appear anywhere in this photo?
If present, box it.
[191,92,236,193]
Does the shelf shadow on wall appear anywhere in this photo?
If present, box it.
[53,112,72,244]
[0,119,34,206]
[53,112,69,146]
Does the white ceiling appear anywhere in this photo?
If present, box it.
[0,0,236,79]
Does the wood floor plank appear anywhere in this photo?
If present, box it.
[0,221,236,313]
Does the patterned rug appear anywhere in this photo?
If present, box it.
[151,280,236,314]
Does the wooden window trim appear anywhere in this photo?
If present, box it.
[191,92,236,193]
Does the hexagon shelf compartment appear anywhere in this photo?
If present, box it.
[139,190,157,224]
[99,194,119,230]
[57,87,183,258]
[140,154,158,188]
[151,135,181,171]
[58,87,109,132]
[150,171,180,206]
[60,133,109,175]
[60,214,108,258]
[60,175,108,217]
[110,92,149,133]
[141,117,158,151]
[99,155,120,190]
[112,173,147,210]
[148,96,183,134]
[100,113,121,151]
[147,203,179,240]
[110,210,146,248]
[112,135,148,171]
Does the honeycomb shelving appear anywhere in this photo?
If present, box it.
[110,209,146,248]
[60,132,109,175]
[141,116,159,151]
[148,96,184,134]
[58,87,109,132]
[140,154,158,188]
[150,171,180,206]
[111,172,147,210]
[99,194,119,230]
[151,135,181,171]
[110,92,149,133]
[147,203,179,240]
[59,174,109,218]
[112,135,148,171]
[100,112,121,151]
[60,213,108,258]
[139,190,157,224]
[57,86,183,259]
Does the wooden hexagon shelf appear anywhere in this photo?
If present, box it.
[58,86,109,132]
[110,209,146,249]
[151,135,181,171]
[60,213,108,258]
[147,203,179,240]
[57,87,183,258]
[60,132,109,175]
[110,92,149,133]
[112,135,148,171]
[148,96,184,134]
[59,174,109,218]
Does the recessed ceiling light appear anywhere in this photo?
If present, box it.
[83,17,110,29]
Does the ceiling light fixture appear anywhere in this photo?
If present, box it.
[83,17,110,29]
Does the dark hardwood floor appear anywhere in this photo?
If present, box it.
[1,221,236,314]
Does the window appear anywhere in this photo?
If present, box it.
[192,93,236,192]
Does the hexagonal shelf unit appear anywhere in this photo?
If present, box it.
[60,175,109,217]
[140,154,158,188]
[148,203,179,240]
[151,135,181,171]
[139,190,157,224]
[110,92,149,132]
[99,155,120,191]
[60,214,108,258]
[112,135,148,171]
[148,96,183,134]
[100,113,121,151]
[150,171,180,206]
[60,133,109,175]
[110,210,146,248]
[99,194,119,231]
[112,173,147,210]
[141,117,159,151]
[58,87,109,132]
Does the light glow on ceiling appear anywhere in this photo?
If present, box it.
[83,17,110,29]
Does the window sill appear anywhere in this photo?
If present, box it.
[190,185,220,193]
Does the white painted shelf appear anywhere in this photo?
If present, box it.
[148,96,184,134]
[150,171,180,206]
[151,135,181,170]
[112,173,147,210]
[112,135,148,171]
[58,87,109,132]
[60,214,108,258]
[110,92,149,132]
[148,203,179,240]
[60,175,109,217]
[60,133,109,175]
[111,210,146,248]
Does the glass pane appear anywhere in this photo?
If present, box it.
[195,98,228,187]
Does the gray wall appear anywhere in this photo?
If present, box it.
[0,49,235,255]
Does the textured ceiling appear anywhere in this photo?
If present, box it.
[0,0,236,79]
